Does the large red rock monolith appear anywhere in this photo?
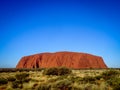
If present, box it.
[16,51,107,69]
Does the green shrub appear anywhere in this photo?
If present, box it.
[101,70,119,80]
[43,67,58,75]
[58,67,72,75]
[23,78,31,83]
[7,76,16,81]
[12,80,24,88]
[12,80,20,88]
[53,79,72,90]
[32,83,39,89]
[15,73,29,81]
[114,84,120,90]
[43,67,71,76]
[94,75,102,80]
[107,77,120,90]
[72,86,82,90]
[68,76,83,83]
[84,84,92,90]
[37,83,51,90]
[102,70,120,90]
[11,73,30,89]
[82,76,96,84]
[0,78,8,85]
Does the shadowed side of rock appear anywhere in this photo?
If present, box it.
[16,52,107,69]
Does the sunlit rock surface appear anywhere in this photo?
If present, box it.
[16,51,107,69]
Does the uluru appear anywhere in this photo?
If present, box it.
[16,51,107,69]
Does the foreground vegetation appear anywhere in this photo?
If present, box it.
[0,68,120,90]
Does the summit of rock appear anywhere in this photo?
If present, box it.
[16,51,107,69]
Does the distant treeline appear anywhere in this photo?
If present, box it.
[0,68,43,72]
[0,68,119,72]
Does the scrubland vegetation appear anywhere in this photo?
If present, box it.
[0,68,120,90]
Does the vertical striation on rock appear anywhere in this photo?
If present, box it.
[16,51,107,69]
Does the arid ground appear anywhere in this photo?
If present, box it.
[0,68,120,90]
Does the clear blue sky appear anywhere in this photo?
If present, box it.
[0,0,120,68]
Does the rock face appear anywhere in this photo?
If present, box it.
[16,51,107,69]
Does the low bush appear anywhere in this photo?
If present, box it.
[43,67,71,76]
[68,76,83,83]
[32,83,39,89]
[94,75,102,80]
[15,73,29,81]
[43,67,58,75]
[7,76,16,81]
[107,77,120,90]
[37,83,51,90]
[11,73,30,89]
[100,70,120,90]
[23,78,31,83]
[84,76,95,81]
[58,67,72,75]
[0,78,8,85]
[53,79,72,90]
[12,80,20,88]
[101,70,119,80]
